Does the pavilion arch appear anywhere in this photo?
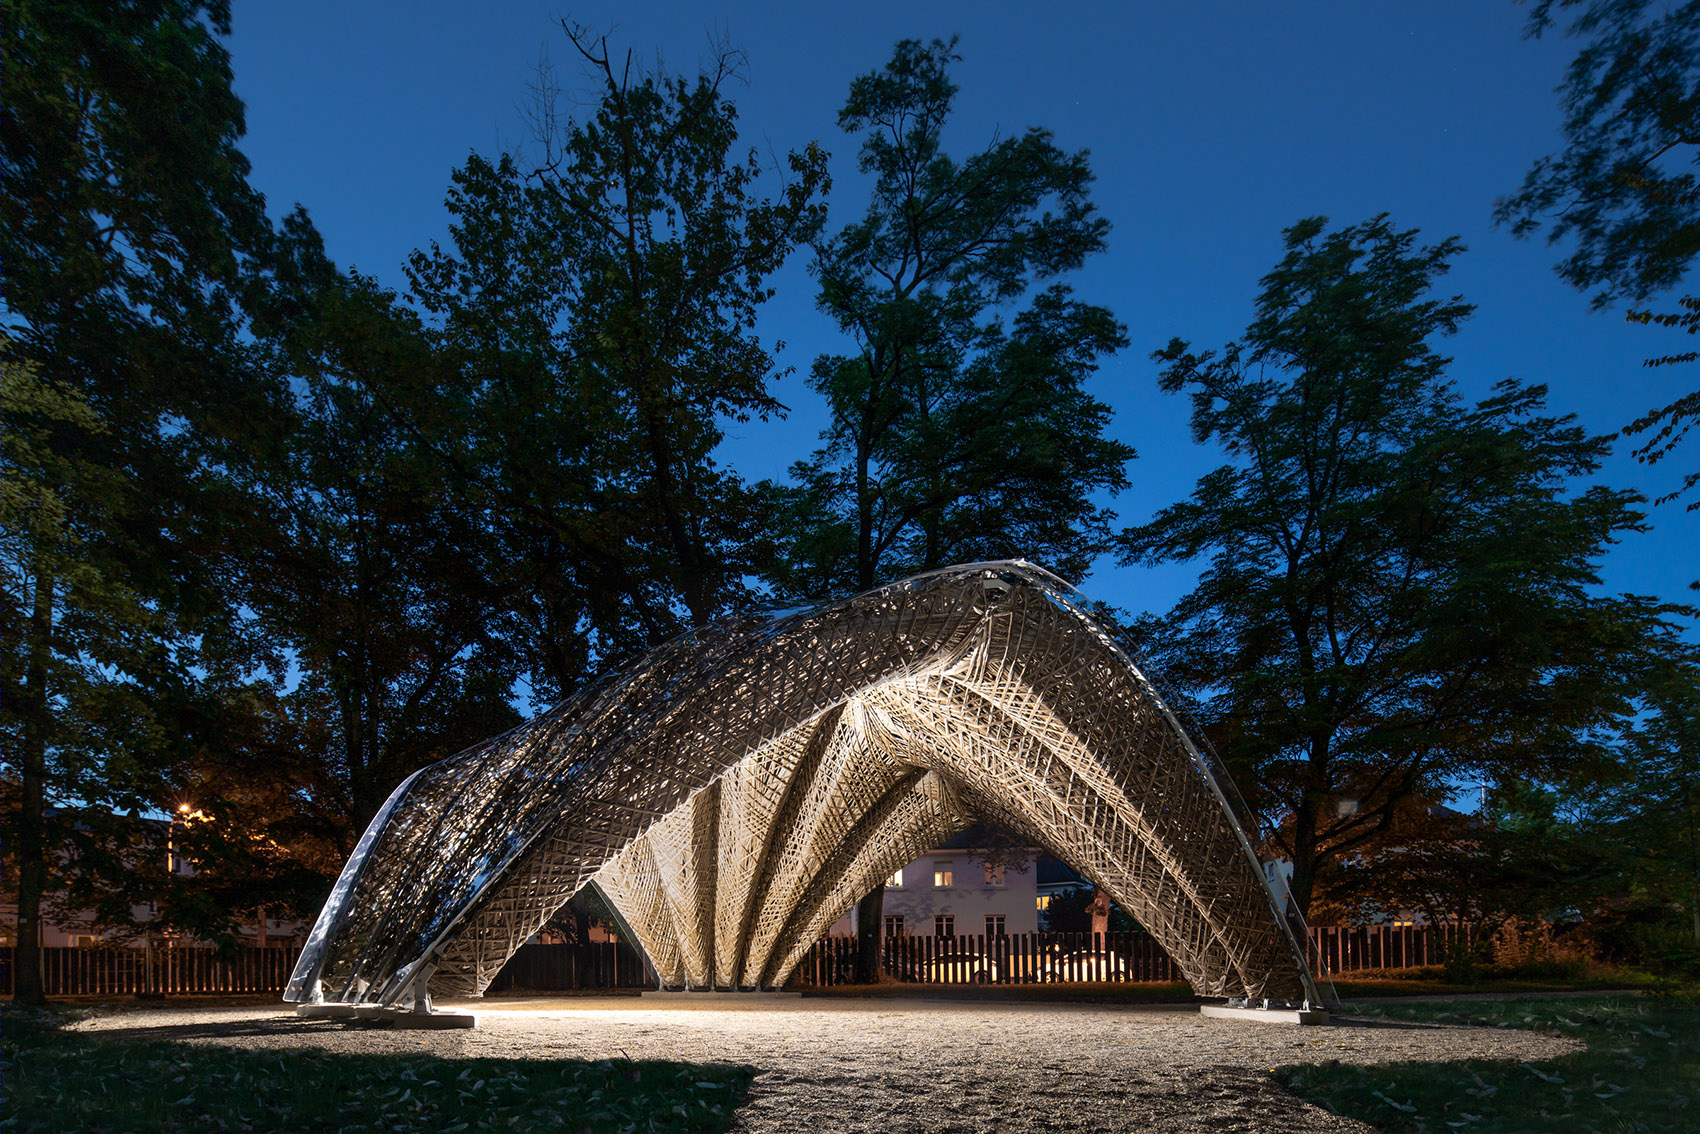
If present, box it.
[285,561,1319,1009]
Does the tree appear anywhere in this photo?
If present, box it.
[405,24,830,699]
[1320,649,1700,966]
[1586,650,1700,953]
[770,38,1133,981]
[1,1,281,1002]
[1625,295,1700,514]
[1498,0,1700,515]
[1314,794,1567,937]
[766,37,1133,602]
[242,215,526,835]
[1120,215,1679,918]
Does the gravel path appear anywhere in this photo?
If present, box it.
[72,994,1584,1133]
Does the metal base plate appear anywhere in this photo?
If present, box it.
[1200,1004,1330,1026]
[294,1002,478,1028]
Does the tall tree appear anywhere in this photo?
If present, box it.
[1121,215,1678,917]
[773,38,1133,979]
[406,24,830,699]
[1498,0,1700,514]
[767,37,1133,604]
[1,0,280,1002]
[1591,649,1700,948]
[244,215,525,834]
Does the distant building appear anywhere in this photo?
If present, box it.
[827,828,1062,939]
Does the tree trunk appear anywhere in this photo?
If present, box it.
[1287,794,1321,920]
[854,432,875,593]
[854,883,885,983]
[639,396,710,624]
[14,564,55,1004]
[1688,778,1699,946]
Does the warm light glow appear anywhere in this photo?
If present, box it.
[933,869,953,888]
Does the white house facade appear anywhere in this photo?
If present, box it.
[827,830,1047,939]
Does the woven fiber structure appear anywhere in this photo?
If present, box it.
[285,561,1317,1007]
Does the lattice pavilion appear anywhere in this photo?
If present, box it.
[286,562,1321,1018]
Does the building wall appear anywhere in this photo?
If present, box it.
[826,847,1041,938]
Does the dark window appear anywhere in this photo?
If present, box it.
[934,915,955,938]
[985,914,1006,937]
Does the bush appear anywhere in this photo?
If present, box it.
[1577,907,1700,973]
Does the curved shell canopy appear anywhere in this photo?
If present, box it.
[286,562,1313,1006]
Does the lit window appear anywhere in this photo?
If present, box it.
[983,863,1005,886]
[985,915,1006,938]
[934,915,955,938]
[884,915,904,937]
[1036,895,1052,911]
[887,867,904,888]
[933,868,953,888]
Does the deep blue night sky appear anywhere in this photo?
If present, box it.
[226,1,1697,627]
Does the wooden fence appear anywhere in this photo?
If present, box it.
[1307,922,1475,976]
[0,944,303,997]
[2,923,1480,997]
[0,940,649,998]
[484,941,649,993]
[799,923,1480,986]
[801,931,1174,987]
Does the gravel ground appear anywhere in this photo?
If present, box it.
[71,994,1584,1133]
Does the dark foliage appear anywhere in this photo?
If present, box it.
[1122,214,1683,917]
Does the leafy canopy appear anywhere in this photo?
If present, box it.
[770,37,1132,599]
[1122,215,1674,915]
[1498,0,1700,307]
[408,25,829,696]
[1499,0,1700,514]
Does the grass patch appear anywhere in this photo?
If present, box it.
[0,1007,754,1133]
[1329,970,1659,1000]
[1274,994,1698,1132]
[1326,962,1662,1002]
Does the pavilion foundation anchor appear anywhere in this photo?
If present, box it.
[292,973,477,1028]
[1199,998,1330,1026]
[388,965,477,1029]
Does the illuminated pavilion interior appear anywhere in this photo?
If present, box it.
[285,561,1320,1015]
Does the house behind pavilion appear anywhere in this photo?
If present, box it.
[825,827,1097,940]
